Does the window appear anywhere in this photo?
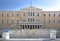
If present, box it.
[17,20,19,24]
[33,12,35,16]
[58,20,60,23]
[54,20,55,23]
[28,12,35,16]
[2,13,4,17]
[12,20,14,24]
[2,20,4,23]
[7,14,9,17]
[54,14,55,17]
[38,25,42,29]
[49,14,50,17]
[28,12,32,16]
[24,13,25,16]
[7,20,9,23]
[28,25,30,29]
[28,19,32,22]
[20,25,22,29]
[12,13,14,17]
[48,20,50,23]
[22,25,24,29]
[25,25,27,29]
[0,20,1,23]
[44,14,46,17]
[38,25,39,29]
[17,13,19,16]
[33,19,34,22]
[28,18,34,22]
[37,14,39,16]
[33,25,34,29]
[30,25,32,29]
[6,26,9,29]
[35,25,37,29]
[59,14,60,16]
[2,26,4,29]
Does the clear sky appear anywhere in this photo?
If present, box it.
[0,0,60,11]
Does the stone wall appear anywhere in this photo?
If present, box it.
[9,29,50,38]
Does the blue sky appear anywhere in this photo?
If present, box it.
[0,0,60,11]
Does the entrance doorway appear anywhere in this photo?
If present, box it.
[20,25,43,29]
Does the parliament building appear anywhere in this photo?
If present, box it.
[0,6,60,30]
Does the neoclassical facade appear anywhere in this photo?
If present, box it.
[0,6,60,30]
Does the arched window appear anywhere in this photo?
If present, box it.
[17,13,19,16]
[37,14,39,16]
[49,14,50,17]
[12,20,14,24]
[12,13,14,17]
[44,14,46,17]
[7,13,9,17]
[54,14,55,17]
[2,13,4,17]
[2,20,4,23]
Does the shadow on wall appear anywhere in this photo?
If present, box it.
[0,30,3,38]
[56,29,60,38]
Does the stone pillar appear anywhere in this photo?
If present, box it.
[29,25,30,29]
[24,25,25,29]
[31,25,32,29]
[33,25,34,29]
[37,25,38,29]
[28,25,30,29]
[26,25,28,29]
[34,25,35,29]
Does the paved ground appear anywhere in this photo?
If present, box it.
[0,39,59,41]
[0,38,60,41]
[0,39,50,41]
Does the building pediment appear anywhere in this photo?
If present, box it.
[20,6,42,12]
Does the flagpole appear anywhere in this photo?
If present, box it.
[30,1,32,6]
